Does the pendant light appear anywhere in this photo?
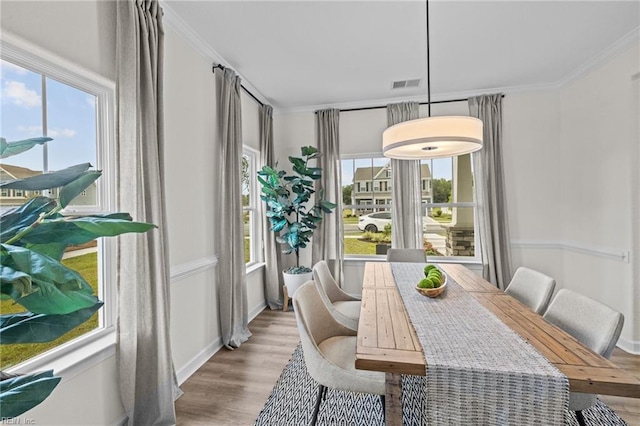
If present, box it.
[382,0,483,159]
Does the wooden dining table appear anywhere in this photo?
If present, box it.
[355,262,640,425]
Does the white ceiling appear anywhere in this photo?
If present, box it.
[163,1,640,112]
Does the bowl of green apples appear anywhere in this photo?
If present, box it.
[416,264,447,298]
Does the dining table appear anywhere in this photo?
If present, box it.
[355,261,640,425]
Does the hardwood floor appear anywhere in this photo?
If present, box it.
[176,308,640,425]
[175,309,300,425]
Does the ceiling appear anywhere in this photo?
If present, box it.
[163,1,640,112]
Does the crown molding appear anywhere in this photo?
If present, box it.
[160,0,270,107]
[554,26,640,88]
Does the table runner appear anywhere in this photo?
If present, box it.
[391,263,569,425]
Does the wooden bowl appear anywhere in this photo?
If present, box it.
[416,274,447,298]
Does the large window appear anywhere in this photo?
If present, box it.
[1,39,114,370]
[341,155,478,260]
[242,148,259,265]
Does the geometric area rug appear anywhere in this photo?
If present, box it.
[255,345,628,426]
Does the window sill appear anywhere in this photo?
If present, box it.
[246,262,265,275]
[7,329,116,382]
[343,256,482,265]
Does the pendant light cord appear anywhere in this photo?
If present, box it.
[426,0,431,117]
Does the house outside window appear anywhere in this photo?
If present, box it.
[341,155,478,260]
[242,148,259,265]
[1,38,115,371]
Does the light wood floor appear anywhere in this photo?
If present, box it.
[175,308,640,426]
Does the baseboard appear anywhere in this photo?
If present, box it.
[110,413,128,426]
[249,302,267,323]
[176,338,223,385]
[617,337,640,355]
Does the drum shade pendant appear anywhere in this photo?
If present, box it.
[383,1,483,159]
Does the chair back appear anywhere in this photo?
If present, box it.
[386,248,426,263]
[504,267,556,314]
[543,289,624,411]
[313,260,344,303]
[543,289,624,358]
[293,281,357,385]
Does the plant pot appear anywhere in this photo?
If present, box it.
[375,244,390,255]
[282,270,313,298]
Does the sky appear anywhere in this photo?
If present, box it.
[0,59,97,172]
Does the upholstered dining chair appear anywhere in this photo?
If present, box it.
[386,248,427,263]
[543,289,624,426]
[312,260,360,331]
[293,281,385,425]
[504,267,556,314]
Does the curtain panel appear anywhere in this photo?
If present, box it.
[215,67,252,348]
[312,109,344,284]
[259,104,284,309]
[469,94,513,289]
[115,1,181,424]
[387,102,423,249]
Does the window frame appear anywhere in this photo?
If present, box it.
[341,154,481,263]
[242,146,260,267]
[1,33,117,374]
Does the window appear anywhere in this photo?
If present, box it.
[341,155,478,260]
[242,148,259,265]
[1,37,115,371]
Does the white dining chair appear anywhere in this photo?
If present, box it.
[312,260,360,331]
[543,289,624,426]
[293,281,385,425]
[386,248,426,263]
[504,267,556,314]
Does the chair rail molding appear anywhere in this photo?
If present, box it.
[170,256,218,283]
[511,239,630,263]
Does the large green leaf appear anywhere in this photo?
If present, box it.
[19,217,155,246]
[0,197,59,243]
[0,163,92,191]
[58,170,101,208]
[301,146,318,157]
[1,244,96,314]
[0,137,52,159]
[0,370,61,418]
[0,301,103,344]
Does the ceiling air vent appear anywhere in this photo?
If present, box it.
[391,79,421,89]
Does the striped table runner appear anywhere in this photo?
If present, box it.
[391,263,569,425]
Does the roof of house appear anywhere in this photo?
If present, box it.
[353,164,431,181]
[0,164,42,181]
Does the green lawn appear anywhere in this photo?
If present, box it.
[0,252,99,369]
[431,213,452,223]
[344,238,378,255]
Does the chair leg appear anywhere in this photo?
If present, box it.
[380,395,386,422]
[311,384,326,426]
[575,410,586,426]
[283,286,289,312]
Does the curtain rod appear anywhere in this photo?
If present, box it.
[212,64,265,108]
[315,94,505,114]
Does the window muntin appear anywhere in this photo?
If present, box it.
[0,43,114,371]
[341,155,478,260]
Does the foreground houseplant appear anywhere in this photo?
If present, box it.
[257,146,336,296]
[0,137,154,418]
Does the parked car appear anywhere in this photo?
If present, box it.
[358,212,433,233]
[358,212,392,232]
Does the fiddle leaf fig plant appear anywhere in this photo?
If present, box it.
[257,146,336,272]
[0,137,155,418]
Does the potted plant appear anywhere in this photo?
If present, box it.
[257,146,336,297]
[0,137,154,418]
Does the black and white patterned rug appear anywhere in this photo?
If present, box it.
[255,345,628,425]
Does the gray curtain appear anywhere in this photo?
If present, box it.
[388,102,423,249]
[469,94,513,289]
[115,1,181,424]
[259,104,283,310]
[215,67,252,348]
[312,109,344,284]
